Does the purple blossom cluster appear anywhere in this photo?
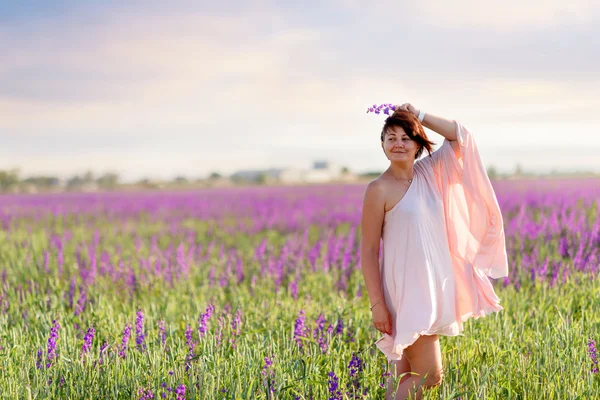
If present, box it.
[366,103,397,115]
[293,310,309,349]
[589,338,598,374]
[175,384,186,400]
[96,340,108,367]
[346,353,368,398]
[313,314,334,353]
[198,304,215,339]
[136,310,146,351]
[46,319,60,368]
[215,314,225,347]
[262,356,276,394]
[327,371,342,400]
[81,326,95,359]
[229,308,242,349]
[184,324,195,372]
[157,320,167,347]
[36,348,43,370]
[119,323,132,359]
[74,286,86,316]
[137,387,155,399]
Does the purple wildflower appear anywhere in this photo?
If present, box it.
[46,319,60,368]
[229,308,242,349]
[231,309,242,336]
[158,320,166,345]
[185,324,195,352]
[262,356,274,376]
[345,326,356,343]
[348,353,363,377]
[313,314,331,353]
[184,324,196,372]
[380,366,392,389]
[346,352,365,398]
[215,315,224,347]
[198,304,215,339]
[36,348,43,369]
[175,384,186,400]
[366,103,397,116]
[136,310,146,351]
[327,371,342,400]
[94,340,108,367]
[68,277,76,309]
[81,326,95,359]
[335,318,344,335]
[589,338,598,374]
[288,279,298,300]
[74,287,86,316]
[293,310,308,348]
[137,387,155,399]
[314,314,326,339]
[119,323,132,358]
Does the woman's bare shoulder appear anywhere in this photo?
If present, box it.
[365,174,391,194]
[363,174,393,206]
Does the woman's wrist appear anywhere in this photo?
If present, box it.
[370,299,384,311]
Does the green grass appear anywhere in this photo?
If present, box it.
[0,249,598,399]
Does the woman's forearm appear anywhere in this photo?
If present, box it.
[361,250,385,306]
[421,112,458,141]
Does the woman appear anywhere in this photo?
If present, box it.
[360,103,509,400]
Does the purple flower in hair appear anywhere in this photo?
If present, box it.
[366,103,397,115]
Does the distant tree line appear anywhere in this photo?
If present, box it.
[0,168,120,193]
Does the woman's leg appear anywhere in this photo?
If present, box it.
[384,356,411,400]
[393,334,444,400]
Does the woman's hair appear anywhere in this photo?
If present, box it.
[380,109,436,160]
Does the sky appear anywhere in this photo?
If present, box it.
[1,0,600,182]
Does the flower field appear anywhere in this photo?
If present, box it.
[0,178,599,399]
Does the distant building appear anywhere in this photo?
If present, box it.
[302,160,343,183]
[230,161,351,184]
[312,160,329,169]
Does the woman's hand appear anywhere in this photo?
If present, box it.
[395,102,420,118]
[371,301,393,335]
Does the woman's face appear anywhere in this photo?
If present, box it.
[381,126,420,161]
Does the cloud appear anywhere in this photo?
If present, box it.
[330,0,600,29]
[0,1,599,180]
[411,0,599,30]
[0,4,334,131]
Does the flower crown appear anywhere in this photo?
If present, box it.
[366,103,397,115]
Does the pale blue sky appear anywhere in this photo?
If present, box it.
[1,0,599,181]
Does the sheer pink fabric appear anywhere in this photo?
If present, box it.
[375,120,509,361]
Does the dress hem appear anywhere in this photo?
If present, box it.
[375,304,503,361]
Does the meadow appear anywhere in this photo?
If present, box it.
[0,178,599,399]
